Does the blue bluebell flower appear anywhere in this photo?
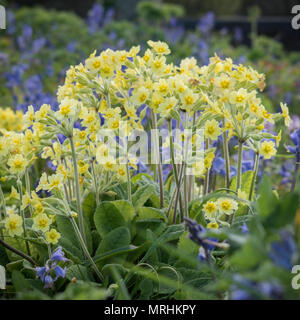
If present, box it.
[35,247,69,289]
[269,231,296,270]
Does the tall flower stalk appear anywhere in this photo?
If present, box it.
[69,135,87,245]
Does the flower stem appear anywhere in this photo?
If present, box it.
[222,118,231,189]
[69,136,87,245]
[290,155,300,193]
[126,162,132,202]
[25,169,33,217]
[236,140,244,193]
[151,110,164,208]
[249,152,259,201]
[17,179,30,256]
[204,139,210,195]
[0,184,7,219]
[229,140,243,225]
[168,120,183,218]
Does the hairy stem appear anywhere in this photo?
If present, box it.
[69,136,87,245]
[222,118,231,189]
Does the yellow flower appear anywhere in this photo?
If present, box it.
[5,214,23,237]
[131,87,150,106]
[217,198,238,215]
[207,222,219,229]
[45,229,61,244]
[158,97,177,117]
[280,103,290,127]
[32,213,51,232]
[259,140,276,159]
[7,154,27,175]
[47,173,64,191]
[9,186,19,200]
[147,40,171,55]
[203,201,218,220]
[181,90,198,109]
[21,192,31,210]
[205,119,221,141]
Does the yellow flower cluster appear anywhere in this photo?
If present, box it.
[203,197,238,227]
[0,107,23,132]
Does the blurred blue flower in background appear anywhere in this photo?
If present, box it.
[269,231,297,270]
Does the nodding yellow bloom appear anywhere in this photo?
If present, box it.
[117,165,127,180]
[32,213,51,232]
[21,192,31,210]
[7,154,27,175]
[55,98,78,120]
[203,201,218,220]
[78,160,89,174]
[103,156,116,171]
[204,152,215,171]
[23,105,35,128]
[0,107,23,132]
[35,104,50,121]
[45,229,61,244]
[150,55,167,74]
[47,173,64,191]
[280,102,290,127]
[182,89,198,109]
[153,79,169,95]
[207,222,219,229]
[147,40,170,55]
[259,140,277,159]
[158,97,177,117]
[131,87,150,106]
[5,214,23,237]
[205,119,221,141]
[230,88,249,106]
[217,198,238,215]
[9,186,19,200]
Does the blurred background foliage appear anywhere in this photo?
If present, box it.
[4,0,300,18]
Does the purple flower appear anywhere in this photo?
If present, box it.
[269,231,296,270]
[51,246,68,262]
[35,247,68,289]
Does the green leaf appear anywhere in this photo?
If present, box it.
[136,207,167,222]
[230,238,266,270]
[11,270,31,292]
[95,226,131,257]
[257,176,278,219]
[0,246,9,266]
[93,246,138,264]
[94,202,126,238]
[66,264,94,282]
[82,192,96,227]
[113,200,135,222]
[132,184,156,209]
[264,193,300,229]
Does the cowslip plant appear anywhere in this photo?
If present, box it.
[0,40,297,300]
